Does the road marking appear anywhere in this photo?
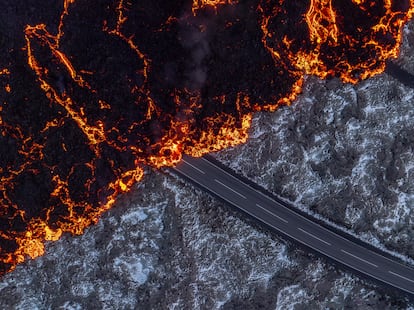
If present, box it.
[201,157,296,211]
[340,250,378,268]
[298,228,331,246]
[201,157,252,186]
[182,159,205,174]
[389,271,414,284]
[205,157,414,272]
[172,164,414,296]
[214,179,247,199]
[256,203,288,223]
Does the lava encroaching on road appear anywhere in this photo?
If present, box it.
[0,0,412,275]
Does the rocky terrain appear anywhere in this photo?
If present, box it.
[1,11,414,310]
[1,170,410,309]
[216,20,414,263]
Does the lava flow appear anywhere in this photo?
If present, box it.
[0,0,412,275]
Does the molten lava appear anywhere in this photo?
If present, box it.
[0,0,413,275]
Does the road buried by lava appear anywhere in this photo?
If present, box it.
[0,0,413,276]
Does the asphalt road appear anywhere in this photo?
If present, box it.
[386,61,414,89]
[172,155,414,298]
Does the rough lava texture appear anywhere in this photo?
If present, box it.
[1,16,414,310]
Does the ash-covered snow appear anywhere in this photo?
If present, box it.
[1,19,414,310]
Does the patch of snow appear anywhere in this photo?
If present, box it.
[70,282,95,298]
[59,301,83,310]
[113,255,152,285]
[16,299,43,310]
[275,285,310,310]
[121,208,148,225]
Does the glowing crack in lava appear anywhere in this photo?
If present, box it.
[0,0,412,275]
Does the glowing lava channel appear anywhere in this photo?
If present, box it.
[0,0,413,276]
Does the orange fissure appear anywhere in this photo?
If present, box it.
[0,0,412,275]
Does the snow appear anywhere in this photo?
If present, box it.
[113,256,152,285]
[121,209,148,225]
[60,302,83,310]
[163,178,296,309]
[275,285,310,310]
[216,73,414,267]
[70,282,95,298]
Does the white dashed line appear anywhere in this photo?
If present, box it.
[389,271,414,284]
[172,167,414,296]
[298,228,331,246]
[182,159,205,174]
[341,250,378,268]
[214,179,247,199]
[256,203,288,223]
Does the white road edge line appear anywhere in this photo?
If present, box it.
[389,271,414,284]
[182,159,205,174]
[298,228,331,246]
[214,179,247,199]
[198,159,414,272]
[256,203,288,223]
[174,168,414,296]
[341,249,378,268]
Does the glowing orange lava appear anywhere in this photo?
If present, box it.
[192,0,239,13]
[259,0,414,83]
[0,0,413,275]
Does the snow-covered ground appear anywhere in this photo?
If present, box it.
[216,74,414,260]
[216,50,414,262]
[1,17,414,310]
[1,170,409,309]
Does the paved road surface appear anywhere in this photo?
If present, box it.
[386,61,414,88]
[172,155,414,298]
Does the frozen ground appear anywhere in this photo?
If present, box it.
[216,21,414,261]
[216,74,414,260]
[1,17,414,310]
[0,171,409,309]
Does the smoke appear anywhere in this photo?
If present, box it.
[179,15,212,91]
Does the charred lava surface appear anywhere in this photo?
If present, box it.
[0,0,413,276]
